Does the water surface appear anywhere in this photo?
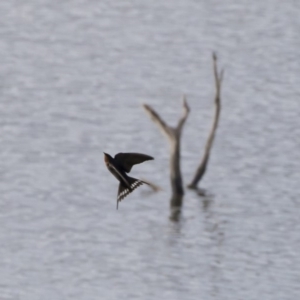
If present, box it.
[0,1,299,299]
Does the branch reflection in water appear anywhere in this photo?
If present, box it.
[201,194,225,299]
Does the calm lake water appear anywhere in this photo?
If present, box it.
[0,1,299,299]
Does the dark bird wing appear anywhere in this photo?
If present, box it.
[114,152,154,173]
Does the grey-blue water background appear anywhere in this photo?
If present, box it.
[0,1,299,299]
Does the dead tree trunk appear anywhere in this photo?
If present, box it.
[143,98,190,209]
[188,53,224,192]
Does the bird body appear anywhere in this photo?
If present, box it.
[103,152,154,209]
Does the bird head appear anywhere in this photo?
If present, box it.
[103,152,113,166]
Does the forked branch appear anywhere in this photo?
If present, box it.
[143,97,190,209]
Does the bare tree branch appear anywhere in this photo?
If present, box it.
[188,53,224,191]
[177,95,190,134]
[143,99,190,211]
[143,104,174,141]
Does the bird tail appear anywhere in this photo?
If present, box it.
[116,176,146,209]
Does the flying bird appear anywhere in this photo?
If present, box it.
[103,152,154,209]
